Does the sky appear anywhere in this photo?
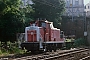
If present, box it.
[84,0,90,5]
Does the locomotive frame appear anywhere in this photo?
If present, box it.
[20,20,65,52]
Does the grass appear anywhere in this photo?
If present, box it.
[0,41,25,57]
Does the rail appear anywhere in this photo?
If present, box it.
[11,48,89,60]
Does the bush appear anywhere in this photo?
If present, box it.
[74,38,88,47]
[0,41,24,56]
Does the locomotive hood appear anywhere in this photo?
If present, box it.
[25,24,40,42]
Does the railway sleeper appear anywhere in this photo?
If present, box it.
[52,49,88,60]
[13,49,89,60]
[55,49,89,60]
[64,57,75,60]
[79,56,90,60]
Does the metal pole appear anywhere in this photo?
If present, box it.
[85,12,86,31]
[84,12,87,41]
[72,0,73,21]
[84,12,86,32]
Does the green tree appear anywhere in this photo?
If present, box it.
[0,0,24,42]
[20,4,34,26]
[31,0,65,28]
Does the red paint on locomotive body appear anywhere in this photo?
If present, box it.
[21,20,64,51]
[26,20,64,42]
[27,30,37,42]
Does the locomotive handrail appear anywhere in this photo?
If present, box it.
[40,33,43,41]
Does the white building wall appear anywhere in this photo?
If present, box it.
[84,2,90,17]
[64,0,84,17]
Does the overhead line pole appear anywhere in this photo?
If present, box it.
[72,0,74,21]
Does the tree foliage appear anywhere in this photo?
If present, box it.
[20,5,34,26]
[31,0,65,28]
[0,0,65,42]
[0,0,25,42]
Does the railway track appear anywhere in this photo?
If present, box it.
[0,48,90,60]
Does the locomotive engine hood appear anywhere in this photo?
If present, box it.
[25,24,40,42]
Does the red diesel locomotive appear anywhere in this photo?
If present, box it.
[21,20,64,52]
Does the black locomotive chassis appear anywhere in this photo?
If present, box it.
[20,42,63,52]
